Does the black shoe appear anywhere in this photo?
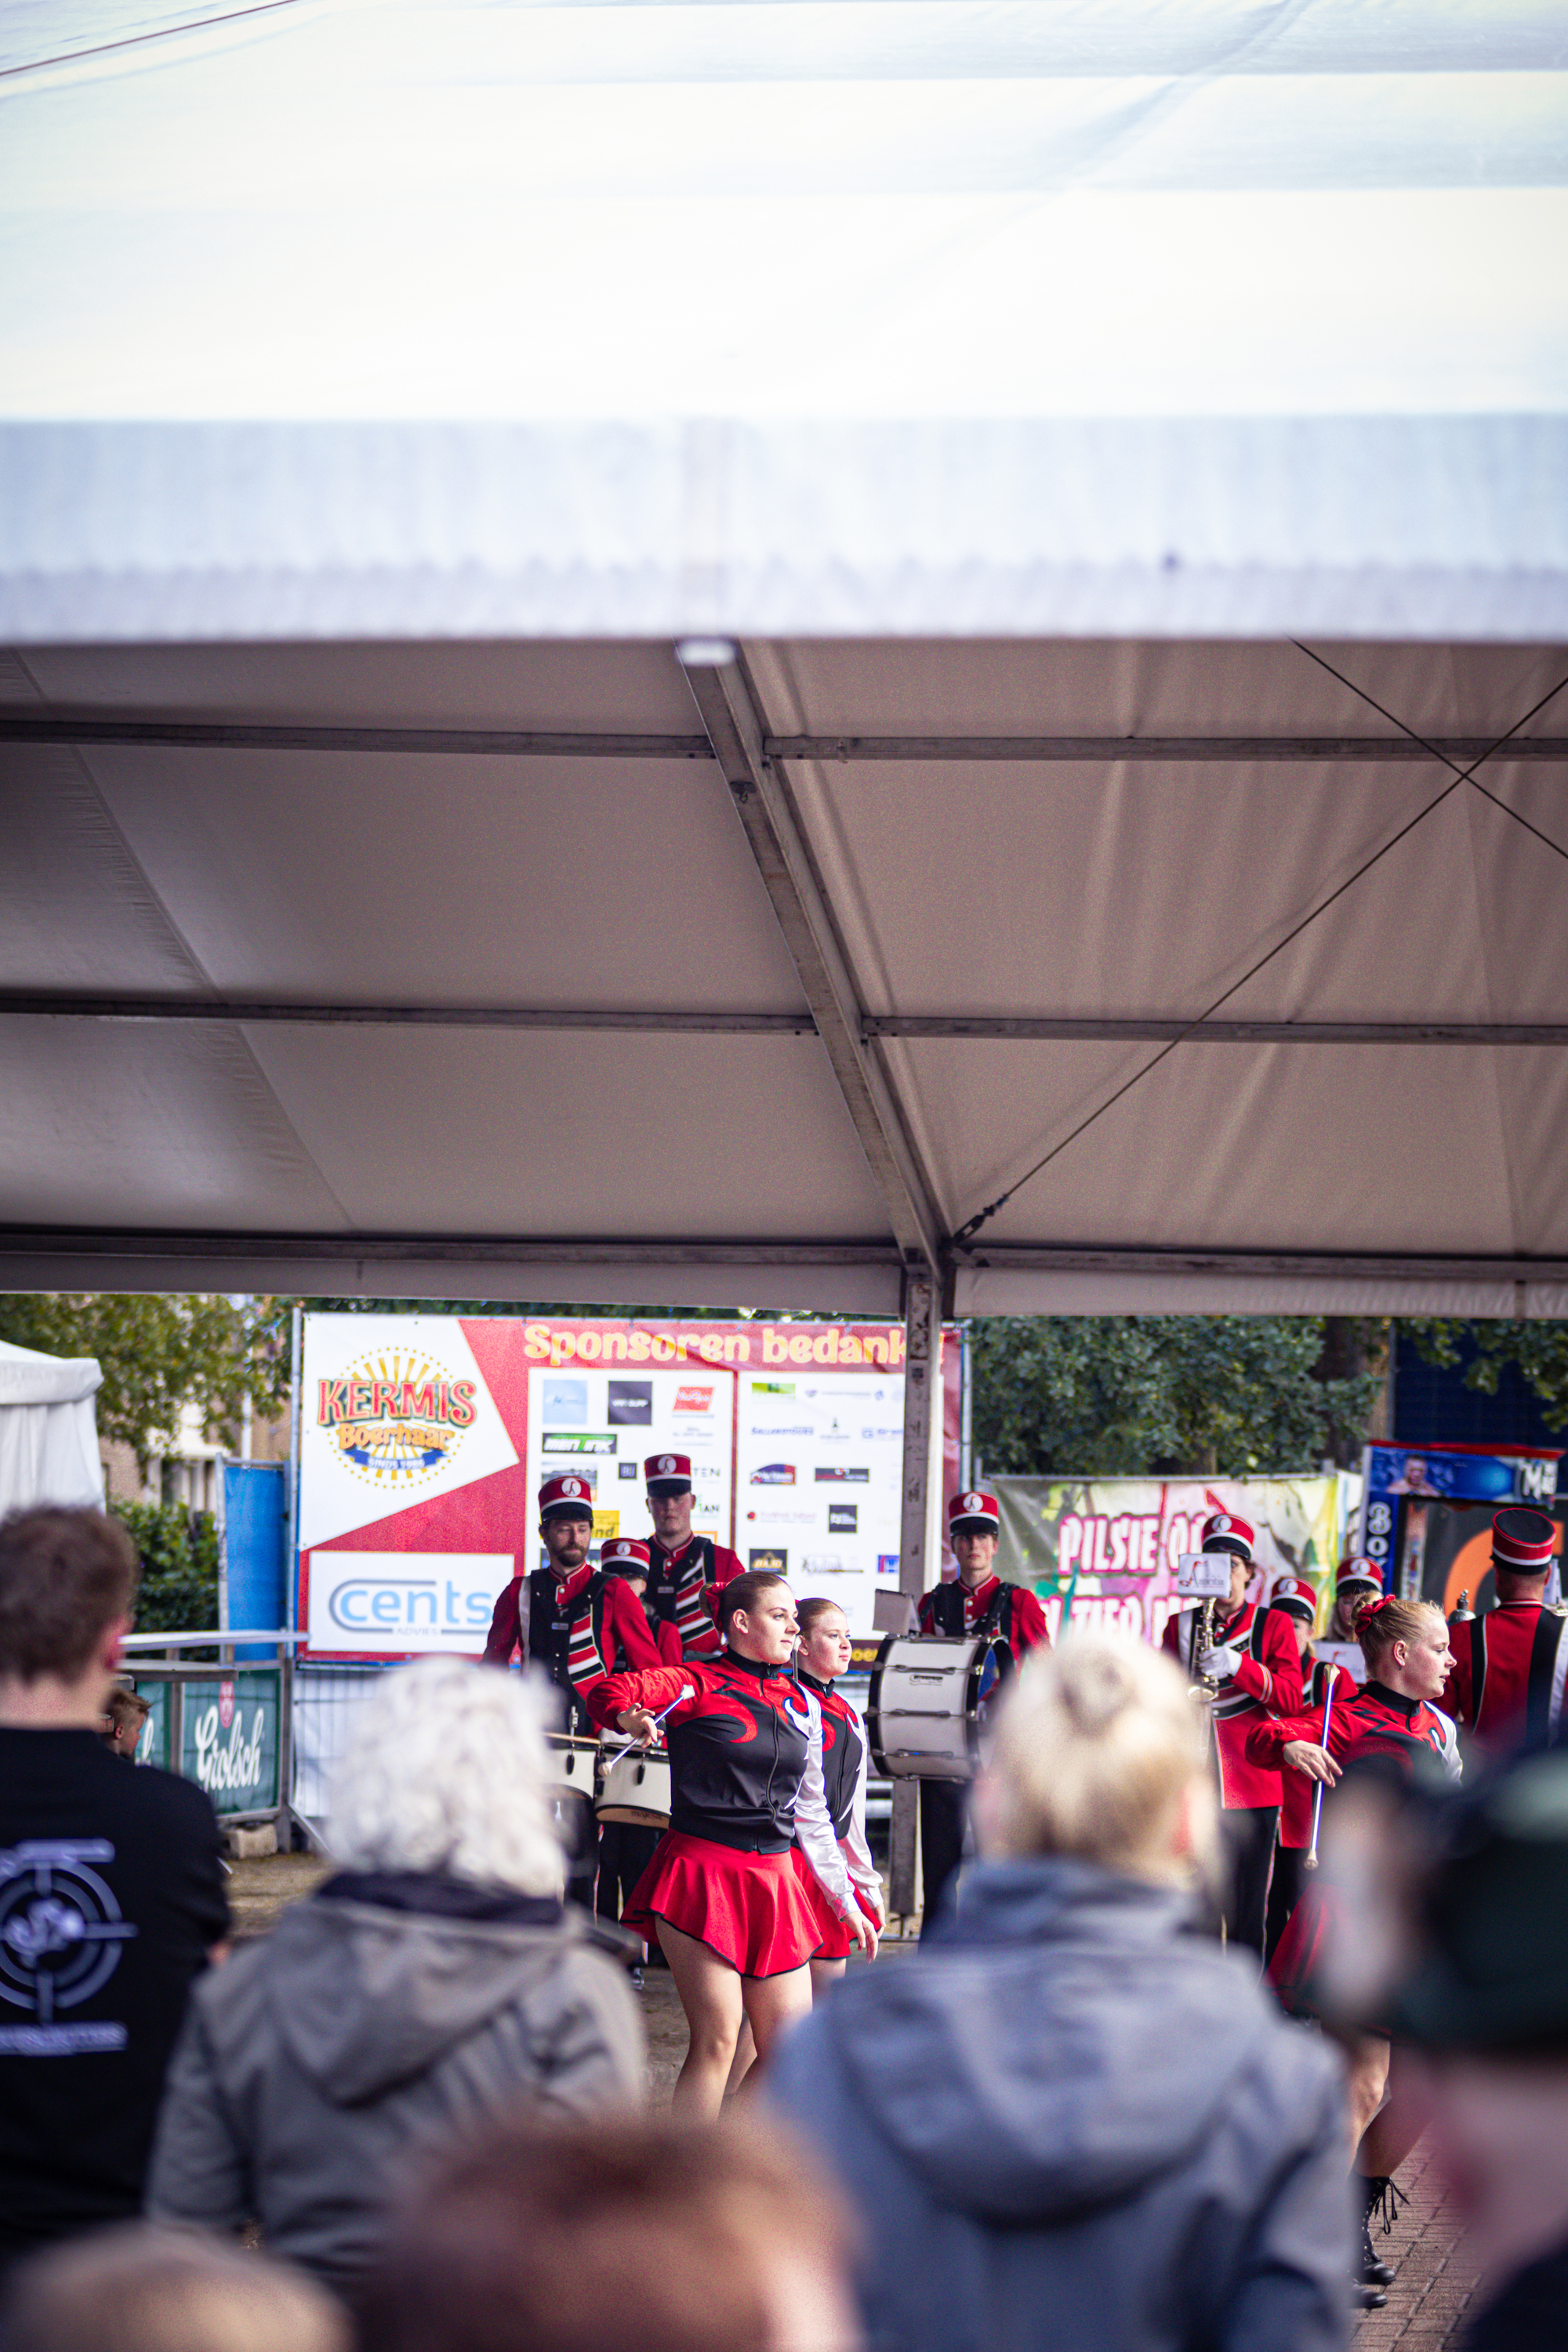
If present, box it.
[1359,2223,1395,2289]
[1351,2281,1388,2311]
[1357,2172,1402,2288]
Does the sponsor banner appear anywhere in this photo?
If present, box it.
[299,1315,959,1650]
[180,1672,281,1813]
[749,1546,788,1573]
[1358,1443,1564,1609]
[993,1475,1347,1646]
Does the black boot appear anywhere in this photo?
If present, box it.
[1356,2172,1399,2288]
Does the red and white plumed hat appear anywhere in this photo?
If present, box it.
[1270,1573,1317,1621]
[948,1489,1000,1532]
[644,1451,693,1493]
[539,1472,594,1519]
[600,1537,652,1577]
[1336,1555,1382,1595]
[1200,1509,1254,1562]
[1492,1506,1557,1572]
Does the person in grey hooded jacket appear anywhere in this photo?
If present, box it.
[768,1632,1350,2352]
[146,1658,643,2301]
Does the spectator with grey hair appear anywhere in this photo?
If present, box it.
[147,1657,644,2303]
[770,1632,1352,2352]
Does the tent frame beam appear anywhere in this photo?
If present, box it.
[9,992,1568,1050]
[5,715,1565,764]
[678,641,944,1273]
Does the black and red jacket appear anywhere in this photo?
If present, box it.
[1247,1678,1460,1784]
[565,1568,663,1697]
[916,1573,1052,1657]
[587,1651,814,1853]
[1161,1597,1304,1810]
[1445,1602,1568,1754]
[798,1668,863,1841]
[645,1535,746,1661]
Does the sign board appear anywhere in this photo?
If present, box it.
[299,1313,962,1653]
[1359,1442,1565,1608]
[993,1475,1347,1645]
[180,1672,281,1813]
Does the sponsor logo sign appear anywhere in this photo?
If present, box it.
[542,1378,589,1425]
[750,1380,795,1396]
[183,1672,281,1810]
[861,1427,901,1440]
[543,1433,617,1454]
[673,1386,713,1414]
[749,1546,788,1573]
[307,1552,510,1655]
[607,1381,654,1426]
[316,1350,477,1493]
[751,1463,796,1486]
[618,1461,638,1480]
[877,1553,900,1577]
[815,1466,869,1484]
[829,1504,858,1534]
[750,1423,813,1437]
[802,1553,849,1574]
[746,1507,814,1525]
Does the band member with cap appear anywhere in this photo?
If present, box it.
[914,1489,1052,1937]
[1263,1573,1350,1964]
[641,1453,746,1662]
[584,1571,869,2116]
[1316,1556,1382,1682]
[1160,1509,1304,1962]
[1443,1505,1568,1754]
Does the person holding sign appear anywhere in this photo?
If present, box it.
[641,1453,745,1663]
[913,1490,1052,1936]
[1160,1510,1303,1962]
[585,1571,869,2115]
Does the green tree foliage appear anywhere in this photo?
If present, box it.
[112,1502,220,1632]
[0,1294,289,1467]
[971,1315,1385,1479]
[1403,1319,1568,1432]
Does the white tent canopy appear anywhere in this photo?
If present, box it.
[0,1338,106,1512]
[1,0,1565,1318]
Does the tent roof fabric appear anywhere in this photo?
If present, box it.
[1,2,1565,1316]
[0,1337,104,1407]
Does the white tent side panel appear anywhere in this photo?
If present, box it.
[0,1340,106,1512]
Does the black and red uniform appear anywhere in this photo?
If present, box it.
[586,1652,841,1976]
[915,1573,1052,1936]
[1161,1595,1304,1962]
[644,1534,746,1662]
[1444,1601,1568,1755]
[1247,1679,1461,2014]
[1265,1652,1352,1964]
[558,1568,666,1929]
[793,1669,882,1960]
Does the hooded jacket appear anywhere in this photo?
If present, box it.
[146,1874,644,2298]
[768,1858,1348,2352]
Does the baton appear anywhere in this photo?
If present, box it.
[601,1686,692,1768]
[1304,1672,1337,1872]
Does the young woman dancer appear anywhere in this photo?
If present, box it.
[586,1570,871,2115]
[793,1597,885,1995]
[1247,1592,1461,2305]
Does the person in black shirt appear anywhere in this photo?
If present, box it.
[0,1507,227,2279]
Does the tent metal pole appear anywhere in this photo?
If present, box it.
[889,1265,941,1922]
[677,639,944,1274]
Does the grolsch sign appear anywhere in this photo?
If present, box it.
[180,1673,281,1812]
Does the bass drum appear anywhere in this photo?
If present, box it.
[866,1634,1007,1780]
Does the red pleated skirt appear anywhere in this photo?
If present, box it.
[622,1829,824,1977]
[1268,1879,1334,2016]
[789,1844,880,1960]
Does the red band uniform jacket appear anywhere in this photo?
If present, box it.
[644,1535,746,1661]
[915,1573,1052,1656]
[1443,1600,1568,1754]
[1247,1678,1461,1784]
[1160,1599,1304,1810]
[1276,1656,1352,1849]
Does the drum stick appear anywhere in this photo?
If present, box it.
[1304,1675,1336,1872]
[601,1687,692,1769]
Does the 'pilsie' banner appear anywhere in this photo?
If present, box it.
[299,1315,961,1658]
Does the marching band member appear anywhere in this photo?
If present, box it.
[570,1538,667,1954]
[641,1452,746,1661]
[1316,1556,1381,1681]
[914,1489,1051,1936]
[793,1598,887,1994]
[1160,1510,1303,1961]
[1261,1572,1351,1964]
[585,1570,869,2116]
[1246,1592,1461,2308]
[1443,1505,1568,1754]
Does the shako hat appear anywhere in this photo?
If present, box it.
[1491,1506,1557,1573]
[539,1472,594,1521]
[1270,1573,1317,1621]
[644,1451,693,1494]
[1336,1555,1382,1595]
[600,1537,652,1579]
[1200,1508,1254,1563]
[948,1489,1000,1534]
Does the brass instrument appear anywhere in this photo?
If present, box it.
[1188,1592,1224,1756]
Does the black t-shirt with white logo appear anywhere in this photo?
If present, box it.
[0,1728,228,2262]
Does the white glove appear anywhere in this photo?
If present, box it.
[1200,1643,1243,1680]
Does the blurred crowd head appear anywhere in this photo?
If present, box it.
[328,1656,564,1897]
[978,1631,1218,1890]
[1,2223,347,2352]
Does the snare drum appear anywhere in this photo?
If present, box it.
[866,1634,1007,1780]
[544,1734,600,1800]
[595,1744,672,1828]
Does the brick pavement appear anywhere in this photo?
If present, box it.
[1353,2140,1482,2350]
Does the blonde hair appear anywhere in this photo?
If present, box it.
[1355,1593,1445,1668]
[983,1631,1210,1883]
[2,2223,347,2352]
[330,1657,564,1896]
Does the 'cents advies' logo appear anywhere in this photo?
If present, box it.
[317,1352,477,1490]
